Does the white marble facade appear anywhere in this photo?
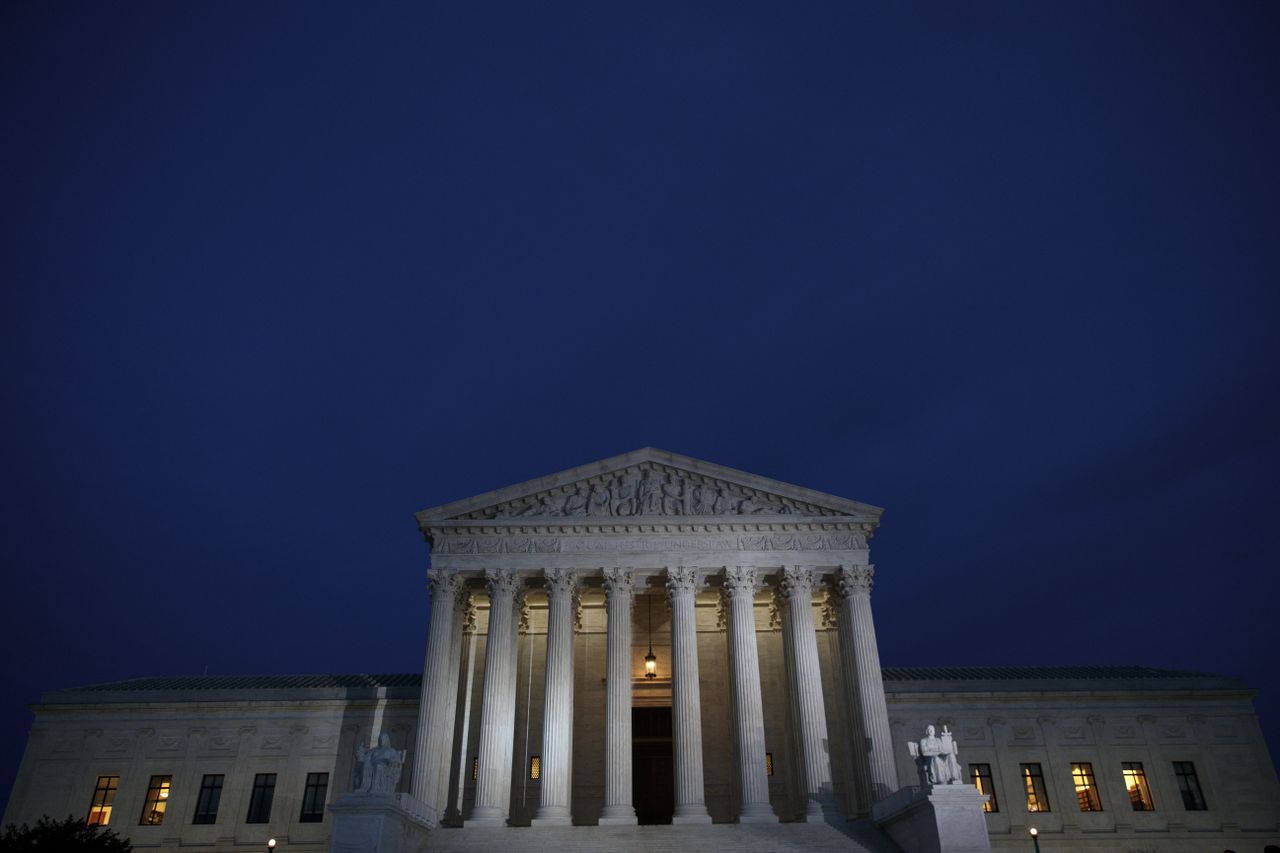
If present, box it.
[409,448,898,830]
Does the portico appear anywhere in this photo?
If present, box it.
[407,448,898,830]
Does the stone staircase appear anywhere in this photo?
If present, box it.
[424,820,904,853]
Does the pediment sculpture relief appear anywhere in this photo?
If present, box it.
[459,464,837,520]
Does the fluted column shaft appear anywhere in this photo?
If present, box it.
[411,571,465,821]
[599,568,638,825]
[533,569,577,825]
[435,590,470,814]
[834,565,899,802]
[466,570,523,826]
[667,566,712,824]
[779,566,837,820]
[831,588,873,817]
[723,567,777,823]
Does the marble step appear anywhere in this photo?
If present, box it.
[424,820,904,853]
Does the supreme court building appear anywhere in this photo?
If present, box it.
[6,449,1279,852]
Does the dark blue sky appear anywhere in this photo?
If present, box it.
[3,1,1278,818]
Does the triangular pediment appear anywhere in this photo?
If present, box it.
[415,448,882,528]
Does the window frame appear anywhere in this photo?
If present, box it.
[1173,761,1207,811]
[1020,763,1051,813]
[1121,762,1155,811]
[138,775,172,826]
[192,774,224,825]
[299,772,329,823]
[969,763,998,813]
[1070,762,1103,812]
[86,775,119,827]
[245,773,277,824]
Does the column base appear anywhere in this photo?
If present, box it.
[598,804,637,825]
[466,806,508,827]
[737,802,778,823]
[531,808,572,827]
[672,807,713,825]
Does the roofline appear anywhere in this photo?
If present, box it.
[415,447,885,526]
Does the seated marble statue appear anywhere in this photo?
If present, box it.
[353,732,406,795]
[908,724,964,787]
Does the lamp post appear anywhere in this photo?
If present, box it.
[266,839,276,852]
[1028,827,1040,853]
[643,596,657,679]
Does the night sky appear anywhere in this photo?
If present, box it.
[2,1,1278,818]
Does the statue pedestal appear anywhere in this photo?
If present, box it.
[873,784,992,853]
[328,792,432,853]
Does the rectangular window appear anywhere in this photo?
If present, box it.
[1122,762,1154,811]
[1070,762,1103,812]
[969,764,998,813]
[1020,763,1050,813]
[246,773,277,824]
[299,772,328,823]
[86,776,119,826]
[192,774,223,824]
[765,752,774,777]
[529,756,541,780]
[138,775,172,826]
[1173,761,1206,811]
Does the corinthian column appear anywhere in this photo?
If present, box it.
[667,566,711,824]
[533,569,577,826]
[778,566,838,821]
[723,566,777,823]
[434,589,471,816]
[599,568,638,825]
[466,570,523,826]
[411,570,465,822]
[832,564,898,802]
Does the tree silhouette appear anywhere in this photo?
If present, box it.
[0,816,132,851]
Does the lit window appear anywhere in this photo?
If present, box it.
[1122,762,1154,811]
[246,773,277,824]
[1071,763,1102,812]
[1020,763,1050,813]
[969,764,998,813]
[1173,762,1206,811]
[139,775,172,826]
[765,753,774,777]
[471,757,478,781]
[299,772,328,823]
[86,776,119,826]
[529,756,541,780]
[193,774,223,824]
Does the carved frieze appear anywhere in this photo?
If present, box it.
[456,463,841,520]
[433,530,867,557]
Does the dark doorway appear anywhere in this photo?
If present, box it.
[632,707,674,825]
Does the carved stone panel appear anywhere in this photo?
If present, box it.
[455,463,842,520]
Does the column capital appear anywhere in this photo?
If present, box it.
[665,565,703,600]
[602,567,636,600]
[428,569,466,600]
[832,564,875,599]
[723,565,764,598]
[483,568,523,598]
[543,567,578,598]
[778,565,817,601]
